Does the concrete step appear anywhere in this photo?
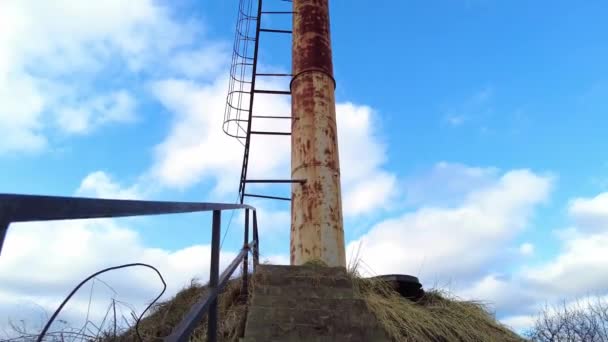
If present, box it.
[252,284,355,299]
[254,272,353,288]
[242,334,387,342]
[242,325,389,342]
[246,303,379,327]
[250,295,368,311]
[243,319,388,341]
[255,264,349,279]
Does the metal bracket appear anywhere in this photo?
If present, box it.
[260,28,292,34]
[243,193,291,201]
[250,131,291,136]
[244,179,305,184]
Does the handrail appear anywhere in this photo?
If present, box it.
[0,193,254,221]
[0,193,260,342]
[165,241,256,341]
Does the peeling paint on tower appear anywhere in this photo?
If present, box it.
[291,0,346,267]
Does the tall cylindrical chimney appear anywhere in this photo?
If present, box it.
[290,0,345,267]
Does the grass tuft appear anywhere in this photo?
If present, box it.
[350,269,524,342]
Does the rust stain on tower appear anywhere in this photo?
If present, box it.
[291,0,346,267]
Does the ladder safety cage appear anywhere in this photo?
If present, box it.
[223,0,298,204]
[223,0,257,143]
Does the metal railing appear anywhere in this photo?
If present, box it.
[0,193,260,342]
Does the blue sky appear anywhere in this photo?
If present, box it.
[1,0,608,336]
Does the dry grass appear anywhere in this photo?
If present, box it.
[350,272,524,342]
[104,278,250,342]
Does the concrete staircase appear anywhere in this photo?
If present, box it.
[243,264,390,342]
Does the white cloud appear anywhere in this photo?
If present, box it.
[342,171,396,216]
[568,192,608,231]
[261,254,290,265]
[501,314,536,334]
[76,171,142,199]
[459,274,536,315]
[404,162,499,206]
[346,166,552,281]
[453,190,608,331]
[336,103,397,216]
[335,103,386,185]
[247,206,290,236]
[55,90,137,134]
[510,192,608,304]
[146,75,299,195]
[227,199,290,238]
[523,231,608,297]
[0,0,199,153]
[169,43,230,80]
[519,242,534,256]
[442,87,493,128]
[147,78,248,192]
[1,0,192,74]
[0,73,47,153]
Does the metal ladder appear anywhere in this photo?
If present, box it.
[223,0,302,205]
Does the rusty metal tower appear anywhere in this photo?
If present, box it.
[224,0,345,267]
[290,0,345,267]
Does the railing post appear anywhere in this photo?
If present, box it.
[0,209,10,256]
[0,221,9,256]
[208,210,221,342]
[253,210,259,271]
[242,209,249,297]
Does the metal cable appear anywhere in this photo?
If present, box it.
[37,263,166,342]
[220,193,242,249]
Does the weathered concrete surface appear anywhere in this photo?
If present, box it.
[290,0,346,267]
[243,264,390,342]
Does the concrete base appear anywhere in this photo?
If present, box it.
[243,264,390,342]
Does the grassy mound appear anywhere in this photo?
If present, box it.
[351,273,523,341]
[105,279,248,342]
[107,266,522,341]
